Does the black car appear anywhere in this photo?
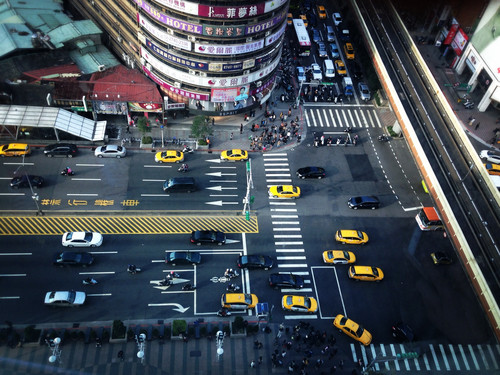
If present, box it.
[296,167,326,179]
[347,196,380,210]
[53,251,94,267]
[269,273,304,289]
[391,322,414,342]
[190,230,226,245]
[237,255,274,270]
[44,143,78,157]
[10,175,44,189]
[165,251,201,265]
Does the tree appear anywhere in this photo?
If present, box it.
[136,116,152,144]
[191,115,213,144]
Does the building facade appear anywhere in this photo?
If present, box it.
[67,0,290,116]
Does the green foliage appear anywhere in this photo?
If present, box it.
[23,325,41,342]
[191,115,213,141]
[102,330,110,342]
[200,326,207,337]
[233,316,246,331]
[152,328,160,339]
[172,320,187,336]
[142,135,153,144]
[112,320,126,339]
[137,116,151,134]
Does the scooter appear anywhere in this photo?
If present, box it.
[157,279,170,286]
[182,283,196,291]
[166,271,180,280]
[61,168,74,176]
[182,145,194,153]
[82,277,98,285]
[378,135,390,142]
[127,265,141,274]
[226,283,240,292]
[217,308,231,317]
[178,164,189,173]
[224,269,239,279]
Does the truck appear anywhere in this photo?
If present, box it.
[342,77,354,98]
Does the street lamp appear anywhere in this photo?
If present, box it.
[216,330,225,360]
[135,333,146,364]
[46,337,61,363]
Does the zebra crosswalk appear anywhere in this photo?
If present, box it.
[304,106,383,129]
[351,342,500,373]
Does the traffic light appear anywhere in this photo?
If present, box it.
[397,352,418,359]
[245,211,250,221]
[250,196,255,204]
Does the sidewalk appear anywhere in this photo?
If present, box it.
[0,321,357,375]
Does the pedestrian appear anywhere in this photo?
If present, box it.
[240,123,243,134]
[250,360,256,368]
[230,132,233,140]
[339,359,344,369]
[282,350,287,358]
[117,350,124,361]
[259,356,263,365]
[475,122,480,130]
[212,118,215,126]
[468,117,476,126]
[126,123,131,134]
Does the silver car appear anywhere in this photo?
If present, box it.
[358,82,371,101]
[94,145,126,158]
[44,291,86,306]
[480,150,500,164]
[317,42,328,58]
[329,43,340,59]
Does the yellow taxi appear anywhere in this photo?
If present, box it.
[0,143,31,157]
[348,265,384,281]
[335,230,368,245]
[299,14,308,27]
[484,163,500,175]
[333,314,372,346]
[317,5,327,19]
[322,250,356,265]
[287,13,293,25]
[155,150,184,163]
[221,293,258,310]
[220,149,248,161]
[268,185,301,199]
[335,60,347,75]
[344,43,355,59]
[282,295,318,313]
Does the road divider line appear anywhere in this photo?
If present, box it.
[271,215,299,218]
[284,315,317,320]
[142,179,165,182]
[269,201,296,205]
[263,158,288,161]
[270,209,297,212]
[209,166,236,169]
[144,165,172,168]
[275,241,303,245]
[278,271,309,275]
[266,174,292,177]
[90,251,118,254]
[87,293,112,296]
[275,249,305,253]
[66,193,98,196]
[209,180,237,183]
[79,271,116,275]
[266,180,292,184]
[277,264,308,268]
[141,194,169,197]
[0,193,25,196]
[281,288,312,293]
[274,235,302,238]
[3,162,34,165]
[264,163,289,166]
[72,178,101,181]
[264,168,290,171]
[209,194,238,197]
[0,296,20,299]
[0,253,32,256]
[273,228,301,231]
[264,153,288,156]
[272,221,300,225]
[76,164,105,167]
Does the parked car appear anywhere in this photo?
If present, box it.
[165,251,201,265]
[94,145,126,158]
[62,232,103,247]
[44,291,86,306]
[269,273,304,289]
[358,82,371,101]
[10,175,44,189]
[190,230,226,245]
[347,196,380,209]
[480,150,500,164]
[296,166,326,179]
[237,255,274,270]
[53,251,95,267]
[44,143,78,157]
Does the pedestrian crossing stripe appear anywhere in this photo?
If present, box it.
[350,343,500,372]
[305,107,383,128]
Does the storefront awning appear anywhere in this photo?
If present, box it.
[0,105,106,141]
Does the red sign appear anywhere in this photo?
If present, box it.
[443,23,459,45]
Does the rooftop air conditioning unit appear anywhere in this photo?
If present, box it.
[200,72,207,77]
[97,65,106,72]
[188,35,196,42]
[174,82,181,88]
[256,80,262,87]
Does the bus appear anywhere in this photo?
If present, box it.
[415,207,444,231]
[292,19,311,57]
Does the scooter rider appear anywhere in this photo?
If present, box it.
[182,163,188,172]
[128,264,137,274]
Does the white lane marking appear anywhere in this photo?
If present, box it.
[269,201,296,205]
[72,178,101,181]
[141,194,169,197]
[275,249,305,253]
[271,215,299,218]
[264,153,288,156]
[400,344,410,370]
[278,271,309,275]
[478,345,489,370]
[90,251,118,254]
[266,174,291,177]
[380,344,390,370]
[66,193,98,196]
[3,162,35,165]
[87,293,112,297]
[264,163,289,166]
[468,344,480,370]
[0,193,25,196]
[270,209,297,212]
[371,345,380,371]
[487,344,498,369]
[209,180,237,183]
[284,315,317,320]
[277,264,308,268]
[273,228,301,231]
[143,179,165,182]
[76,164,105,167]
[266,180,293,184]
[275,241,303,245]
[458,344,470,370]
[423,353,431,370]
[264,168,290,171]
[277,256,306,260]
[0,296,20,299]
[281,288,312,293]
[272,221,300,225]
[0,253,32,256]
[389,344,400,371]
[263,158,288,161]
[274,235,302,238]
[209,166,236,169]
[0,274,26,277]
[79,271,116,275]
[350,344,358,363]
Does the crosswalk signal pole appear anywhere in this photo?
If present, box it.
[242,160,253,219]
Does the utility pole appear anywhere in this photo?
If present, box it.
[242,159,254,220]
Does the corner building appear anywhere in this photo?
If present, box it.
[68,0,289,115]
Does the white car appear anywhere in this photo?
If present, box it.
[94,145,126,158]
[358,82,371,101]
[333,12,342,26]
[62,231,103,247]
[480,150,500,164]
[44,291,86,306]
[311,63,322,80]
[296,66,306,82]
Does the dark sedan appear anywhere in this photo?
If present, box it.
[269,273,304,289]
[296,167,326,179]
[347,196,380,209]
[43,143,78,157]
[165,251,201,266]
[10,175,44,189]
[53,251,94,267]
[237,255,274,270]
[190,230,226,245]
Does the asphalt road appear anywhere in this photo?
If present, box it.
[0,131,494,348]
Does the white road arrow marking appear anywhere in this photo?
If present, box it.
[205,172,237,177]
[205,200,239,206]
[206,186,238,191]
[148,303,190,313]
[206,159,221,163]
[225,239,240,244]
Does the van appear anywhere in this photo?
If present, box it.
[162,177,196,193]
[326,26,335,42]
[323,59,335,78]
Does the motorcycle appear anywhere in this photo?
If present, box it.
[217,308,232,317]
[127,265,141,274]
[178,164,189,173]
[61,168,74,176]
[166,271,180,280]
[157,279,170,286]
[82,277,98,285]
[378,135,390,142]
[182,145,194,153]
[182,283,196,291]
[224,269,239,279]
[226,283,240,292]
